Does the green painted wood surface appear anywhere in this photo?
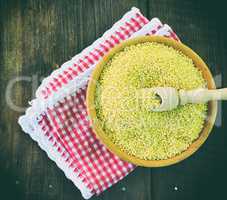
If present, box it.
[0,0,227,200]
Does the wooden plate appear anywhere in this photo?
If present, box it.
[86,36,217,167]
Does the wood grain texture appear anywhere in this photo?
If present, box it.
[0,0,226,200]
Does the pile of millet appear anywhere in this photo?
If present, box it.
[95,42,207,160]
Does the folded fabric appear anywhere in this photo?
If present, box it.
[18,7,179,199]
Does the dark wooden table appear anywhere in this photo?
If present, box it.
[1,0,227,200]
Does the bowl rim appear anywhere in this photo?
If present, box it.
[86,36,217,167]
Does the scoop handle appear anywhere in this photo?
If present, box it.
[179,88,227,105]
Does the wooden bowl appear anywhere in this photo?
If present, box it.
[86,36,217,167]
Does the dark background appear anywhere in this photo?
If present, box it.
[0,0,227,200]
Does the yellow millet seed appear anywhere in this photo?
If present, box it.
[95,42,207,160]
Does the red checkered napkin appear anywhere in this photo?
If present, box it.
[19,7,179,199]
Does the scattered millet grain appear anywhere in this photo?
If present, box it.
[95,42,207,160]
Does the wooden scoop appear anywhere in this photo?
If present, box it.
[139,87,227,112]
